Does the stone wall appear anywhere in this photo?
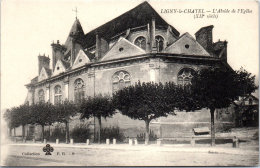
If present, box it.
[28,57,235,139]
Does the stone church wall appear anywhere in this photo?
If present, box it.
[34,86,47,103]
[49,80,65,104]
[127,29,176,52]
[158,61,203,84]
[94,61,152,95]
[68,71,90,100]
[28,58,233,140]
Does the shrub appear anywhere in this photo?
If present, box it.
[71,123,91,143]
[100,126,125,143]
[137,130,157,141]
[44,125,66,142]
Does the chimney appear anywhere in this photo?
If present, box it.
[195,25,214,53]
[51,40,64,70]
[38,54,50,75]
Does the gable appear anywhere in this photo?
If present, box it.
[53,60,66,76]
[101,38,146,61]
[38,67,48,81]
[165,33,210,56]
[244,95,259,105]
[72,49,91,69]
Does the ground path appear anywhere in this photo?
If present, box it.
[2,143,259,166]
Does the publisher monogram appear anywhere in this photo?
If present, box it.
[43,144,54,155]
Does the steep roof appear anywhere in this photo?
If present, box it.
[60,59,71,69]
[83,50,95,60]
[64,19,85,57]
[65,19,85,47]
[31,76,38,84]
[81,1,179,49]
[44,67,52,77]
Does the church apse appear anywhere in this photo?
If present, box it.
[24,1,232,139]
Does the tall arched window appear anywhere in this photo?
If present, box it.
[54,85,62,104]
[112,71,131,93]
[134,36,146,50]
[74,78,85,104]
[38,89,45,103]
[155,35,164,52]
[177,68,196,86]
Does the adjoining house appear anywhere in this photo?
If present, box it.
[216,94,259,128]
[234,94,259,127]
[22,1,232,140]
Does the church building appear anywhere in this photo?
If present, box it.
[25,2,231,139]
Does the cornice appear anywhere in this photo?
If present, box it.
[26,53,223,87]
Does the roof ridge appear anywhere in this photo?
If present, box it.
[82,1,179,48]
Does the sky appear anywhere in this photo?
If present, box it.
[1,0,259,110]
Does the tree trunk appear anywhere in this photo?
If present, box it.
[94,116,96,142]
[49,125,51,139]
[9,128,12,137]
[98,116,101,144]
[145,120,150,145]
[41,125,44,142]
[14,128,16,137]
[22,125,25,139]
[65,121,70,144]
[210,108,215,146]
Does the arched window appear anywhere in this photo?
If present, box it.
[177,68,196,86]
[155,35,164,52]
[74,78,85,104]
[54,85,62,104]
[134,36,146,50]
[112,71,131,93]
[38,89,45,103]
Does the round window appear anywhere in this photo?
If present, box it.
[185,44,189,49]
[119,47,124,52]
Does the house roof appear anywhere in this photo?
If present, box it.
[83,50,95,60]
[31,76,38,84]
[60,59,71,69]
[45,67,52,77]
[81,1,179,49]
[234,94,259,106]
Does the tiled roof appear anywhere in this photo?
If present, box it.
[81,1,179,49]
[65,19,84,47]
[83,50,95,60]
[31,76,38,84]
[64,19,85,57]
[60,59,71,69]
[44,67,52,77]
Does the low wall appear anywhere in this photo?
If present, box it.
[10,109,235,141]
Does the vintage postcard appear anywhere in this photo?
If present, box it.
[1,0,259,166]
